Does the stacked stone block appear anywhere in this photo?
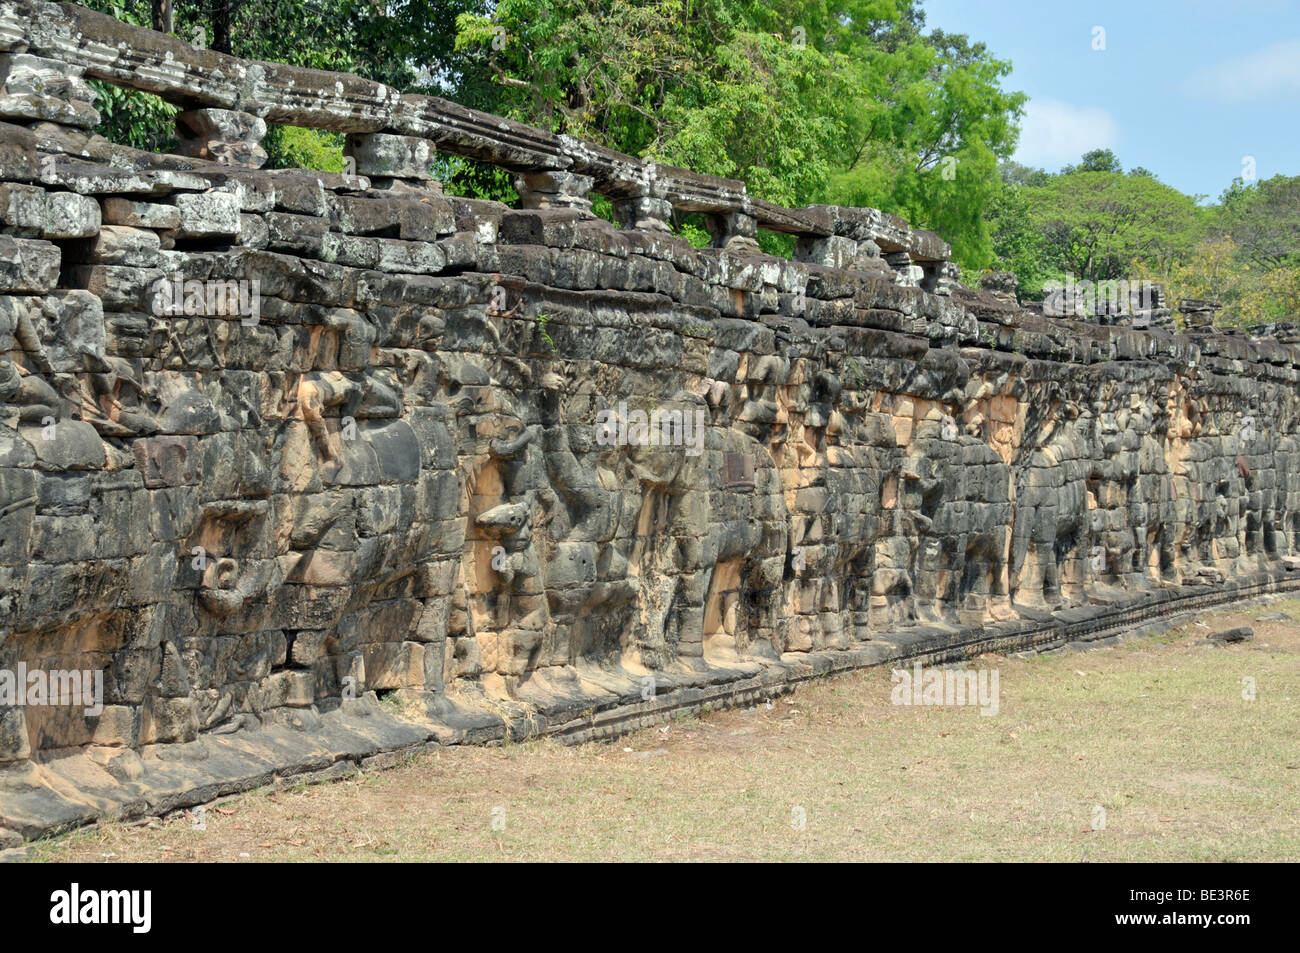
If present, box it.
[1,1,1299,840]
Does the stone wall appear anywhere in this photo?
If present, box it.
[1,1,1298,840]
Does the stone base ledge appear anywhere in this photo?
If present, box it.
[3,568,1299,853]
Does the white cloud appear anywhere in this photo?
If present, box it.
[1013,97,1121,170]
[1184,37,1300,102]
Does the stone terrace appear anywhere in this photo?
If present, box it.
[0,1,1298,842]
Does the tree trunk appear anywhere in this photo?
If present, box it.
[151,0,174,34]
[211,0,233,54]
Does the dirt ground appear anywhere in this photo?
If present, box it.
[25,596,1300,862]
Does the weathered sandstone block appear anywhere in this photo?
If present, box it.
[2,0,1299,843]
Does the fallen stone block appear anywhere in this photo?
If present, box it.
[1206,626,1254,644]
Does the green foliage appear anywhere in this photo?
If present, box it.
[998,160,1049,188]
[80,0,428,150]
[88,80,178,152]
[449,0,849,209]
[589,194,618,228]
[990,153,1298,325]
[984,177,1049,296]
[829,23,1025,270]
[172,0,425,84]
[1061,148,1122,175]
[263,126,345,172]
[996,161,1204,294]
[1133,236,1300,328]
[674,220,712,250]
[80,1,177,149]
[1033,170,1204,282]
[451,0,1023,267]
[1217,175,1300,270]
[533,313,558,354]
[434,155,517,204]
[758,232,796,259]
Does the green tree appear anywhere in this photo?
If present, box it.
[450,0,866,209]
[1060,148,1122,175]
[999,159,1049,187]
[1133,236,1300,328]
[1024,166,1204,283]
[1217,174,1300,270]
[821,17,1026,269]
[80,0,1027,268]
[986,178,1046,295]
[453,0,1024,266]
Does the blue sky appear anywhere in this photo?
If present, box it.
[921,0,1300,200]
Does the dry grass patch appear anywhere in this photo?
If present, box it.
[27,598,1300,862]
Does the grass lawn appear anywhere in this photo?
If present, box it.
[25,597,1300,862]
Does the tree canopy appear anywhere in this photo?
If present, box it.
[1024,169,1204,283]
[986,156,1300,326]
[1217,174,1300,271]
[81,0,1026,269]
[75,1,1297,325]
